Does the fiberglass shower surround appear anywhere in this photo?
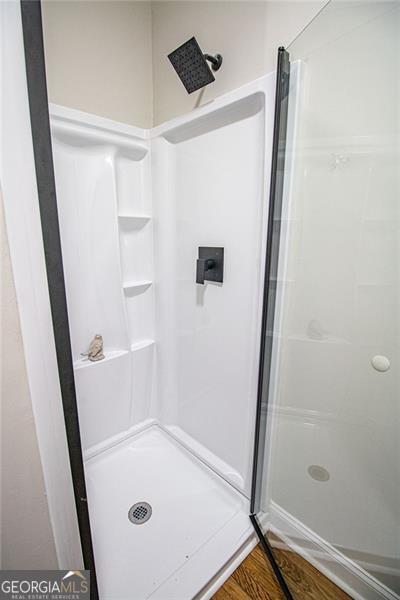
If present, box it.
[50,75,275,599]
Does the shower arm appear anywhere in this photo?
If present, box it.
[203,53,223,71]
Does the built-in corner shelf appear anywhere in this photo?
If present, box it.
[73,349,129,370]
[131,339,155,352]
[118,214,151,228]
[123,280,152,293]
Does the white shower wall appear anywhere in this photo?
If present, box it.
[51,110,156,453]
[152,90,273,492]
[50,74,275,496]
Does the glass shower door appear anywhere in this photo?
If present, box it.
[253,2,400,598]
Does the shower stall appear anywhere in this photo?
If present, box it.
[2,0,398,598]
[47,72,275,599]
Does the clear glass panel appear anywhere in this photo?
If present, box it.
[257,1,400,597]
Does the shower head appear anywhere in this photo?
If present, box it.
[168,37,223,94]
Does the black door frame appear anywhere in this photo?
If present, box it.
[249,47,294,600]
[20,2,98,597]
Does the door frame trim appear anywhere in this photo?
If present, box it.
[250,46,290,515]
[0,0,84,570]
[17,1,98,594]
[249,46,293,600]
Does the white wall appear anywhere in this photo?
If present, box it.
[151,1,325,124]
[1,1,84,568]
[42,0,153,128]
[49,108,155,453]
[152,77,275,494]
[42,0,325,128]
[0,195,58,569]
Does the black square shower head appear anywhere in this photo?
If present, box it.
[168,36,215,94]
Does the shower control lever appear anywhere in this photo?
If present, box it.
[196,247,224,285]
[196,258,215,285]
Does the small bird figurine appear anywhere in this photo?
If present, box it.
[81,334,105,362]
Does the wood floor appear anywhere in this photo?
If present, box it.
[212,534,352,600]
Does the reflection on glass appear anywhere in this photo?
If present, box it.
[259,1,400,597]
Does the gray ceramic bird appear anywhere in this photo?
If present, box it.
[81,334,105,362]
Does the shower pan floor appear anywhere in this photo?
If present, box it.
[84,426,251,599]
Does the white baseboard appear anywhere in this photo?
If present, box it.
[270,502,399,600]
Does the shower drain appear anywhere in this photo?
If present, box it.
[128,502,152,525]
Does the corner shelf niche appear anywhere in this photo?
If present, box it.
[118,214,151,227]
[115,142,155,379]
[115,152,151,216]
[115,164,154,352]
[119,218,152,283]
[123,280,152,292]
[124,283,154,345]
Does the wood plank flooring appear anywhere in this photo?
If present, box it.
[212,534,352,600]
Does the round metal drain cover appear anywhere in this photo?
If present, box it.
[128,502,152,525]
